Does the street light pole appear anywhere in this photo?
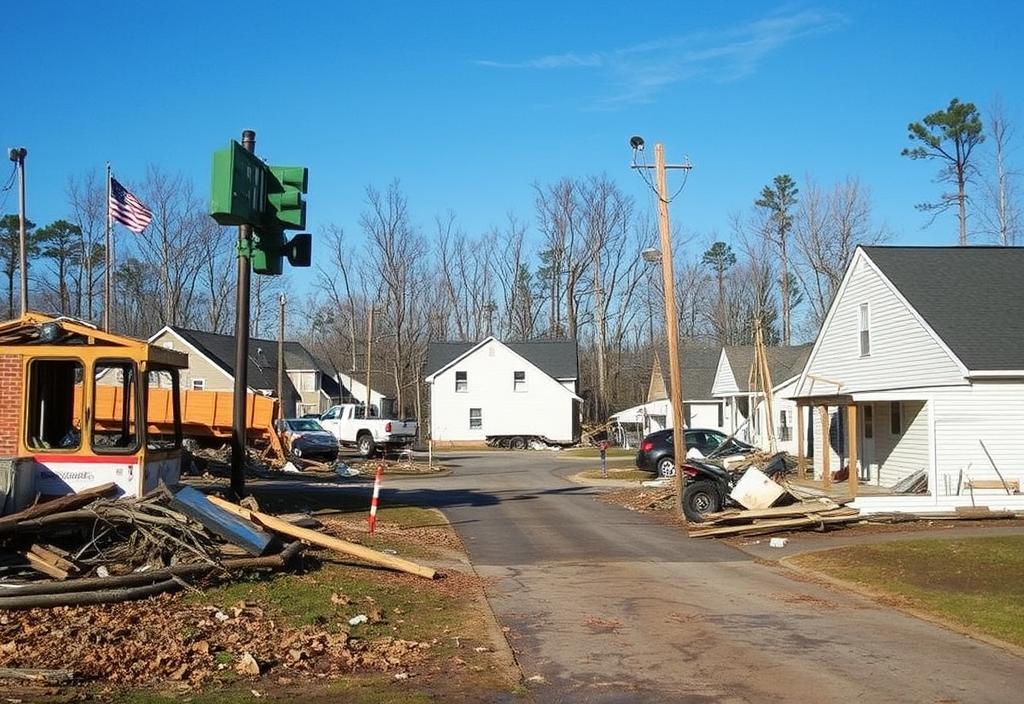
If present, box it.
[9,148,28,316]
[633,139,692,518]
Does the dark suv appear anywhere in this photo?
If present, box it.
[635,428,754,477]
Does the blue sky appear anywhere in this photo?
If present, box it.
[5,1,1023,290]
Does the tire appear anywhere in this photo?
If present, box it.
[656,457,675,478]
[496,437,511,449]
[683,480,722,523]
[357,433,376,458]
[509,436,527,450]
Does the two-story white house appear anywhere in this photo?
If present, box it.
[793,246,1024,513]
[424,337,581,446]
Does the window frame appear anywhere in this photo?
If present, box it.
[863,404,874,439]
[513,370,527,392]
[25,357,85,453]
[455,370,468,393]
[145,365,182,452]
[91,358,143,456]
[191,378,206,391]
[469,407,482,429]
[859,303,871,357]
[889,401,902,436]
[778,409,792,442]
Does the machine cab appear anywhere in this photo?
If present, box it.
[0,314,187,506]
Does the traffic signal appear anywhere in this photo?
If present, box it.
[265,166,307,231]
[209,141,267,227]
[209,140,312,276]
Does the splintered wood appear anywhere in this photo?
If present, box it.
[688,498,861,538]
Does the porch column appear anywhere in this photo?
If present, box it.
[818,405,831,489]
[796,402,806,479]
[847,404,859,498]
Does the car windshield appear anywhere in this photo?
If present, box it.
[286,419,324,432]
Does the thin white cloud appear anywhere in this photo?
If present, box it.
[475,8,847,107]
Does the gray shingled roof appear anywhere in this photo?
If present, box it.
[426,338,579,380]
[722,344,812,392]
[170,326,329,395]
[653,346,723,400]
[863,246,1024,371]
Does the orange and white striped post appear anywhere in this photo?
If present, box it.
[368,462,384,535]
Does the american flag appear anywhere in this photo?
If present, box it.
[109,177,153,233]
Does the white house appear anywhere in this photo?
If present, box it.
[424,337,581,445]
[335,371,396,418]
[609,348,733,446]
[711,345,812,454]
[793,245,1024,513]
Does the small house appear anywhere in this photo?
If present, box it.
[792,246,1024,513]
[149,326,341,417]
[710,344,812,454]
[609,347,732,446]
[424,337,581,445]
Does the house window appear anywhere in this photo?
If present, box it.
[863,404,874,439]
[890,401,902,435]
[455,371,468,393]
[191,378,206,391]
[859,303,871,357]
[299,372,316,392]
[469,408,482,429]
[779,409,792,442]
[513,371,527,392]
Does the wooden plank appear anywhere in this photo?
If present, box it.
[21,551,68,579]
[206,495,437,579]
[702,500,842,523]
[689,513,861,538]
[819,406,831,489]
[965,479,1019,491]
[170,486,275,556]
[28,545,77,574]
[0,482,118,526]
[0,667,74,684]
[847,404,859,498]
[796,405,806,479]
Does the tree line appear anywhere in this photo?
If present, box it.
[1,96,1019,424]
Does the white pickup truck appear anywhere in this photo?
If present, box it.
[317,403,418,457]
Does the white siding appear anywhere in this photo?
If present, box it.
[150,330,233,392]
[710,350,739,396]
[428,339,577,442]
[930,381,1024,497]
[797,253,965,396]
[874,401,929,486]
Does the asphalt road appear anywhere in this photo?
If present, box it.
[382,451,1024,704]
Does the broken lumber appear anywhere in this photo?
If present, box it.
[206,495,437,579]
[688,511,861,538]
[0,667,74,684]
[702,499,842,523]
[0,482,118,527]
[170,486,275,556]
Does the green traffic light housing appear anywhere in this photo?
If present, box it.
[266,165,308,231]
[210,140,267,226]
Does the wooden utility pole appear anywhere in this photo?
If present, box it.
[277,293,286,420]
[632,141,692,517]
[365,308,374,415]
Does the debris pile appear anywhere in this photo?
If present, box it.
[0,483,436,610]
[688,498,861,538]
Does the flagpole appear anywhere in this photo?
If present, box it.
[104,163,112,331]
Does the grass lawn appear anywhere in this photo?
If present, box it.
[561,447,635,459]
[792,536,1024,648]
[578,468,656,482]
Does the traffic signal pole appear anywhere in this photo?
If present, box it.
[230,128,256,500]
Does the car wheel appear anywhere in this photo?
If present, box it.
[683,480,722,523]
[509,436,527,450]
[357,433,376,457]
[657,457,675,478]
[496,437,510,449]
